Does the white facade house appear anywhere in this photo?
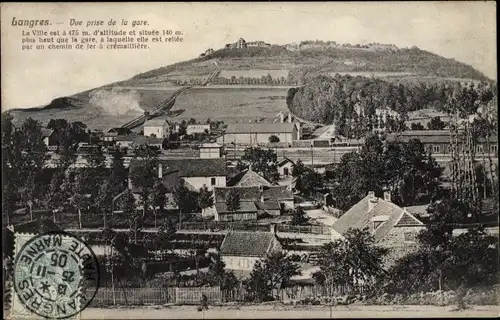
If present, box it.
[143,118,170,139]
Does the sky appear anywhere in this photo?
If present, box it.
[1,2,496,111]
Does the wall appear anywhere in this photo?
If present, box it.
[216,212,257,222]
[377,225,426,267]
[218,132,294,145]
[222,255,260,271]
[200,148,221,159]
[183,176,226,191]
[278,161,294,177]
[187,124,210,135]
[144,124,169,139]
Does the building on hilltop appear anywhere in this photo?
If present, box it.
[224,38,271,49]
[332,191,425,267]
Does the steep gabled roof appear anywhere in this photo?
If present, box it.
[332,194,424,242]
[220,231,276,257]
[262,186,294,201]
[278,157,295,167]
[229,168,273,187]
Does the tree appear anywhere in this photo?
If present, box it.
[151,180,167,229]
[313,228,388,287]
[109,149,128,197]
[202,251,239,290]
[173,180,199,215]
[268,135,280,143]
[411,123,425,130]
[225,189,241,213]
[291,207,309,225]
[120,189,140,244]
[178,120,188,137]
[245,251,301,301]
[95,179,113,229]
[198,185,214,214]
[295,168,324,196]
[68,170,91,229]
[18,118,48,215]
[240,147,280,183]
[427,116,446,130]
[130,145,159,219]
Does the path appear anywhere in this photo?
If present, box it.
[78,305,499,319]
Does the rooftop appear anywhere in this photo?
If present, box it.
[227,168,274,187]
[332,194,423,242]
[220,231,277,257]
[144,118,170,126]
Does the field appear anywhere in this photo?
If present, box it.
[219,69,289,78]
[77,305,499,319]
[9,86,289,130]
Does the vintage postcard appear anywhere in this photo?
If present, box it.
[1,2,498,319]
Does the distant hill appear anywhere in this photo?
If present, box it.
[5,40,492,129]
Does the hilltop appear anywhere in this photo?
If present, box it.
[6,39,492,129]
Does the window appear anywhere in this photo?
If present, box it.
[476,145,484,153]
[404,231,416,243]
[283,167,289,176]
[490,145,497,154]
[211,177,216,186]
[432,145,441,153]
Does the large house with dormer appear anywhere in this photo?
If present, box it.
[332,191,425,267]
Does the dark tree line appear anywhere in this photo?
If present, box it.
[286,74,494,138]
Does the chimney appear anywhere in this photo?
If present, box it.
[158,163,163,178]
[280,113,284,123]
[383,190,391,202]
[368,191,377,212]
[260,195,265,203]
[288,113,292,123]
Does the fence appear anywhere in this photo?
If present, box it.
[85,286,221,306]
[84,284,365,306]
[177,221,331,235]
[277,224,331,235]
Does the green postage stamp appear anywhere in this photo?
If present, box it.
[9,232,99,319]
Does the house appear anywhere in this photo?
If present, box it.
[186,124,210,135]
[131,136,164,149]
[332,191,425,267]
[129,158,227,195]
[115,134,138,148]
[209,185,294,220]
[102,127,132,143]
[41,128,56,147]
[200,143,223,159]
[217,123,299,145]
[143,118,170,139]
[278,157,295,178]
[220,227,282,271]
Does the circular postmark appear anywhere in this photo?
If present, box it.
[13,231,99,319]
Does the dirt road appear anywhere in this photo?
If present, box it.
[79,304,499,319]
